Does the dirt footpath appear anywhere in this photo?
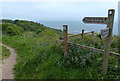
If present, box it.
[0,43,16,79]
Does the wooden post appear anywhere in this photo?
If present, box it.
[102,9,115,74]
[118,37,120,69]
[92,31,94,36]
[118,2,120,70]
[82,29,84,38]
[63,25,68,61]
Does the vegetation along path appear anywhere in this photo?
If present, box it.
[0,43,16,79]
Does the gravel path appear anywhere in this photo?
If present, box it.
[0,43,16,79]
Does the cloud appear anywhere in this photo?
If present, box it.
[2,2,118,21]
[0,0,119,2]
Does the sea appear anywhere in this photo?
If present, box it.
[39,20,118,35]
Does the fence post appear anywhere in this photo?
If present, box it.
[118,37,120,69]
[82,29,84,38]
[102,9,115,74]
[92,31,94,36]
[63,25,68,61]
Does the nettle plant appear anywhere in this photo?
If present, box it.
[58,45,103,68]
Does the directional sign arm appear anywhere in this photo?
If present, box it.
[82,17,108,24]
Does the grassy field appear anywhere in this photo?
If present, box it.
[0,45,1,62]
[69,34,119,53]
[2,31,120,79]
[2,19,120,79]
[0,44,10,60]
[0,34,10,60]
[2,31,64,79]
[2,46,10,60]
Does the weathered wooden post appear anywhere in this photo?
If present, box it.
[102,9,115,74]
[92,31,94,36]
[63,25,68,61]
[82,29,84,38]
[118,37,120,69]
[118,2,120,70]
[82,9,115,74]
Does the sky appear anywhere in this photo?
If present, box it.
[1,1,118,22]
[0,0,119,2]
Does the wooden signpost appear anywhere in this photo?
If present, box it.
[102,9,115,74]
[63,25,68,61]
[82,9,115,74]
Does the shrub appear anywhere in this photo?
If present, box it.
[2,23,24,36]
[35,29,42,34]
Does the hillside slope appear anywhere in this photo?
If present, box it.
[2,19,120,79]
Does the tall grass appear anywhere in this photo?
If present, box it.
[2,46,10,59]
[69,34,119,53]
[2,30,120,79]
[0,45,2,62]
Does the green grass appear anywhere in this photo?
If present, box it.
[2,31,64,79]
[0,45,2,62]
[0,44,10,60]
[69,34,119,53]
[2,46,10,59]
[2,31,120,79]
[1,20,120,79]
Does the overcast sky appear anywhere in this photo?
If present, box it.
[1,2,118,21]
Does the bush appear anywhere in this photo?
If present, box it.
[2,23,24,36]
[35,29,42,34]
